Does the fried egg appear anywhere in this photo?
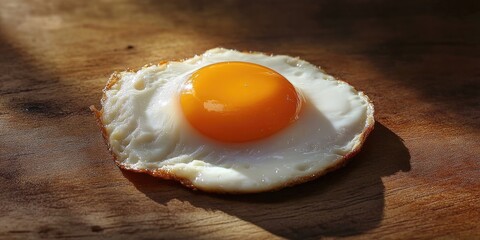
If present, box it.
[92,48,374,193]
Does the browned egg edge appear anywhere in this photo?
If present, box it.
[90,51,375,194]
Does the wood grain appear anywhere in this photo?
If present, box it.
[1,0,479,239]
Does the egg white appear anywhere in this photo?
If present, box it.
[100,48,374,193]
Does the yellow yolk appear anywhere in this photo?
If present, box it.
[180,62,302,143]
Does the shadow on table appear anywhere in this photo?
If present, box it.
[122,122,410,239]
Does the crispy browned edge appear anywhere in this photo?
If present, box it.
[89,49,375,194]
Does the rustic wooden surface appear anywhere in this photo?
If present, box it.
[1,0,479,239]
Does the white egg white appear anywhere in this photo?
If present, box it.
[99,48,374,193]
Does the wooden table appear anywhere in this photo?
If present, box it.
[1,0,479,239]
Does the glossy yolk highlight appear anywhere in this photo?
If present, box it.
[180,62,302,143]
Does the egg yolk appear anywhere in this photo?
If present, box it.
[180,62,302,143]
